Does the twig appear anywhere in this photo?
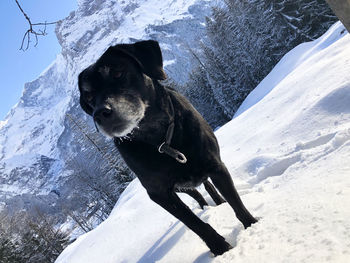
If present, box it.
[14,0,58,51]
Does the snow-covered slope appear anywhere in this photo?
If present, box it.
[56,22,350,263]
[0,0,211,211]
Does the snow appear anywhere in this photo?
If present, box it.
[0,119,7,129]
[56,22,350,263]
[234,22,347,118]
[164,59,177,67]
[59,0,204,69]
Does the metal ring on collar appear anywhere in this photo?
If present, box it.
[158,142,166,153]
[158,142,187,164]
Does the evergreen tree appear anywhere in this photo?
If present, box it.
[184,66,230,128]
[61,114,134,230]
[196,0,337,117]
[0,211,70,263]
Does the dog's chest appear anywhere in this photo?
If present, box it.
[115,140,204,187]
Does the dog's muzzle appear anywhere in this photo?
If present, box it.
[93,97,147,138]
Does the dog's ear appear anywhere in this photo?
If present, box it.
[78,71,93,116]
[114,40,167,80]
[79,96,93,116]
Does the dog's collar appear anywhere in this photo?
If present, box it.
[157,90,187,164]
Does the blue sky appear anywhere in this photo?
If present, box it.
[0,0,77,120]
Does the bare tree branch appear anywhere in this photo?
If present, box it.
[15,0,58,51]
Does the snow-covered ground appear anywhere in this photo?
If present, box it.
[56,22,350,263]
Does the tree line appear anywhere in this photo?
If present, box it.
[183,0,337,128]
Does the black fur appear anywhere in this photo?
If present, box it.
[78,40,257,256]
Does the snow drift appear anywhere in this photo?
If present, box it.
[56,22,350,263]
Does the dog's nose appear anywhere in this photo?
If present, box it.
[93,107,112,125]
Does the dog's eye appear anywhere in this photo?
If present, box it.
[114,71,123,79]
[85,93,93,102]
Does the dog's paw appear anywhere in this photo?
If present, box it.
[243,215,260,229]
[209,239,233,256]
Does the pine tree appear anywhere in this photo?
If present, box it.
[184,66,230,128]
[198,0,337,117]
[61,113,134,230]
[0,211,70,263]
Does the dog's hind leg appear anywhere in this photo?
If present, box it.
[209,164,257,229]
[176,187,208,209]
[147,189,232,255]
[203,180,226,206]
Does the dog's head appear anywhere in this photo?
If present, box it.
[78,40,167,138]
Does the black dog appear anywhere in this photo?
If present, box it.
[78,40,257,255]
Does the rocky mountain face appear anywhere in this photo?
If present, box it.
[0,0,212,217]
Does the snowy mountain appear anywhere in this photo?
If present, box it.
[0,0,212,213]
[56,22,350,263]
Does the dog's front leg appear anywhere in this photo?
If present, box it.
[147,189,232,256]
